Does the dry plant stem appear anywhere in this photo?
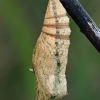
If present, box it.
[32,0,71,100]
[60,0,100,53]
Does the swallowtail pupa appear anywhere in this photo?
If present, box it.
[31,0,71,99]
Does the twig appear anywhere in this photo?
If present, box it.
[60,0,100,53]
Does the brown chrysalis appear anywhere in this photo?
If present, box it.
[31,0,71,99]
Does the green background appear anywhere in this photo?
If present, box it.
[0,0,100,100]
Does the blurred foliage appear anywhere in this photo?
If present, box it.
[0,0,100,100]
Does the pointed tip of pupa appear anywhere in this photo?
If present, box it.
[45,0,67,18]
[42,0,70,35]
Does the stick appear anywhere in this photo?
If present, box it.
[60,0,100,53]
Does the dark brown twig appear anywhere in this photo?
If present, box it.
[60,0,100,53]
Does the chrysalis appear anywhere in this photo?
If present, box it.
[32,0,71,99]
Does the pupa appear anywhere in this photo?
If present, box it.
[31,0,71,99]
